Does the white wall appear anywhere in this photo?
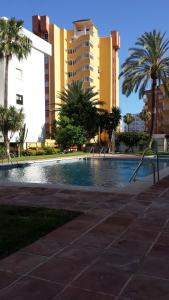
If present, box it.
[0,26,52,143]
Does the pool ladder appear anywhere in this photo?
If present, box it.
[129,149,160,184]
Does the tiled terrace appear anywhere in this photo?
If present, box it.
[0,175,169,299]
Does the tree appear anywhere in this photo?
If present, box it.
[0,18,32,108]
[123,113,134,131]
[117,132,149,152]
[99,107,121,151]
[16,123,28,156]
[120,30,169,147]
[0,106,24,159]
[55,116,86,150]
[56,80,104,139]
[139,109,151,131]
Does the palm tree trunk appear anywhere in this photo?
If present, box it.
[4,56,9,108]
[4,133,10,161]
[148,79,156,148]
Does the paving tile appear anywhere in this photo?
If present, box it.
[31,257,85,285]
[157,232,169,245]
[22,238,64,257]
[0,252,46,275]
[55,287,114,300]
[149,243,169,259]
[103,215,134,227]
[0,270,19,290]
[72,263,131,296]
[0,276,63,300]
[97,251,141,273]
[61,220,92,232]
[121,274,169,300]
[72,231,116,248]
[45,228,81,244]
[56,245,101,265]
[109,238,150,257]
[120,227,158,243]
[139,256,169,280]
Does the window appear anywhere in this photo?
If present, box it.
[67,60,75,65]
[45,94,49,100]
[68,71,76,78]
[16,68,22,80]
[83,76,91,82]
[44,33,48,41]
[16,94,23,105]
[45,68,49,75]
[45,81,49,87]
[67,48,75,54]
[44,55,48,64]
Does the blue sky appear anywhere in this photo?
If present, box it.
[2,0,169,115]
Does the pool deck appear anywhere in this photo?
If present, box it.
[0,172,169,299]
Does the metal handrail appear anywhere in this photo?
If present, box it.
[89,146,95,157]
[99,146,106,157]
[129,148,160,184]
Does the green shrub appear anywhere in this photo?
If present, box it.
[36,149,46,155]
[22,149,37,156]
[117,132,149,152]
[56,124,87,150]
[43,147,58,155]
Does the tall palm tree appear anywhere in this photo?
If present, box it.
[123,113,134,132]
[57,80,105,139]
[0,18,32,108]
[139,109,151,131]
[120,30,169,147]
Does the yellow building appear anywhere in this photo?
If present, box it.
[32,16,120,138]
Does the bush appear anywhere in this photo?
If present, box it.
[22,149,37,156]
[117,132,149,152]
[56,125,87,150]
[43,147,58,155]
[36,149,46,155]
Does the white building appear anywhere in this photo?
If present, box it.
[0,25,52,143]
[124,114,145,132]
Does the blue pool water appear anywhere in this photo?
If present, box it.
[0,158,169,189]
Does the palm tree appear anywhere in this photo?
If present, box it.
[57,80,105,139]
[123,113,134,131]
[120,30,169,147]
[0,18,32,108]
[0,106,24,159]
[98,107,121,152]
[139,109,151,131]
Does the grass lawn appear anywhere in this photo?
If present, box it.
[2,151,87,163]
[0,205,81,260]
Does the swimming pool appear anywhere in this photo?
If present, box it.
[0,157,169,189]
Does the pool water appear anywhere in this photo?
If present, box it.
[0,158,169,189]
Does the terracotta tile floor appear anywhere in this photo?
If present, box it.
[0,175,169,299]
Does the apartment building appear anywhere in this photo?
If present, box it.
[144,86,169,134]
[32,15,120,138]
[0,24,51,143]
[124,114,145,132]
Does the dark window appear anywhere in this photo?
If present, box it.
[16,94,23,105]
[44,33,48,41]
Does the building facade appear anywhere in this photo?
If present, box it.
[124,114,145,132]
[32,15,120,138]
[144,86,169,134]
[0,26,51,143]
